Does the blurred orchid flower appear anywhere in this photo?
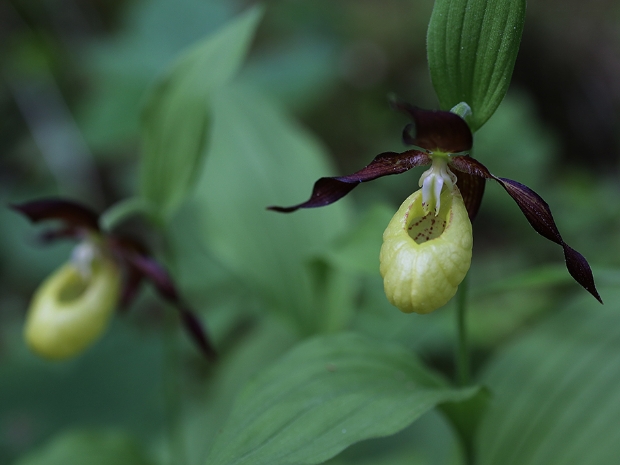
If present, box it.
[270,100,601,312]
[11,198,216,360]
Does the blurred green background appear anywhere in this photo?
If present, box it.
[1,1,620,464]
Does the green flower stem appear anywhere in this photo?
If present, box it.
[456,274,471,387]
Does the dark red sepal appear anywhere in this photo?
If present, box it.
[123,252,217,360]
[268,150,431,212]
[391,100,473,153]
[449,155,601,303]
[10,198,100,231]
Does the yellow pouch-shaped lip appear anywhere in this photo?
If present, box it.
[24,256,121,360]
[380,187,472,314]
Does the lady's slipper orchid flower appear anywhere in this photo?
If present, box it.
[269,100,601,313]
[11,198,216,360]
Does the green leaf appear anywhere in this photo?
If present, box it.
[205,332,478,465]
[477,286,620,465]
[14,430,154,465]
[193,84,351,333]
[427,0,526,132]
[139,5,263,222]
[324,203,394,275]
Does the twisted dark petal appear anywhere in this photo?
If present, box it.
[495,178,601,303]
[179,308,218,361]
[10,198,100,231]
[268,150,431,213]
[455,171,486,220]
[119,266,144,310]
[449,155,601,302]
[390,99,473,153]
[123,252,217,360]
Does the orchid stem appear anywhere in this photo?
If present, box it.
[456,274,471,387]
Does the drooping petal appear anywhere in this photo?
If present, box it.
[390,99,473,153]
[268,150,431,212]
[494,178,601,303]
[455,171,486,220]
[11,198,100,231]
[449,155,601,303]
[119,266,144,310]
[122,251,217,360]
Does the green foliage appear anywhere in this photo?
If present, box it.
[478,286,620,465]
[3,1,619,465]
[140,5,263,223]
[13,430,153,465]
[193,83,352,334]
[427,0,526,131]
[205,332,478,465]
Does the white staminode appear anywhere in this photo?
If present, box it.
[70,241,100,279]
[418,154,457,215]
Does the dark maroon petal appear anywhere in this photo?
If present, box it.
[119,266,145,310]
[124,253,180,302]
[10,198,100,231]
[449,155,601,302]
[122,251,217,359]
[455,171,486,220]
[390,100,473,153]
[494,178,601,302]
[268,150,431,213]
[449,155,493,179]
[179,308,217,361]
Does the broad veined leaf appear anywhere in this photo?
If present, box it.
[205,332,478,465]
[14,430,154,465]
[193,84,351,333]
[427,0,526,131]
[477,286,620,465]
[140,5,263,222]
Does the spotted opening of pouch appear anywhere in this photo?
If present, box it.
[407,213,447,244]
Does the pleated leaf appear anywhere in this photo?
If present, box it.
[205,332,478,465]
[478,286,620,465]
[140,5,263,222]
[427,0,526,132]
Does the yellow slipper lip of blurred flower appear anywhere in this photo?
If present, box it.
[380,187,472,314]
[24,256,122,360]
